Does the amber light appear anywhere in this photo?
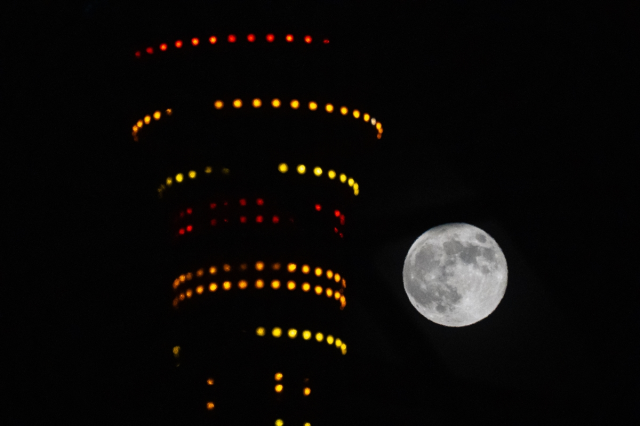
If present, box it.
[207,378,214,385]
[286,34,293,42]
[209,36,217,44]
[192,38,199,45]
[160,43,167,51]
[206,402,214,410]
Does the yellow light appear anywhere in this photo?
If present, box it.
[354,187,360,196]
[287,263,297,272]
[272,327,282,338]
[326,288,333,297]
[287,280,296,290]
[304,387,311,396]
[137,120,143,128]
[166,108,172,115]
[302,265,310,274]
[275,372,283,381]
[314,286,322,295]
[222,167,230,174]
[214,100,223,109]
[173,278,180,289]
[233,99,242,108]
[313,167,322,176]
[173,346,180,356]
[339,174,346,183]
[196,285,204,294]
[335,338,342,347]
[238,280,248,289]
[327,335,334,345]
[309,101,317,110]
[376,122,382,130]
[340,295,346,305]
[302,330,311,340]
[302,282,310,292]
[315,332,324,342]
[256,327,265,336]
[341,344,347,354]
[314,267,322,277]
[186,289,192,298]
[153,111,161,120]
[275,419,284,426]
[271,280,281,289]
[297,164,306,174]
[290,99,300,109]
[348,178,354,187]
[354,183,359,191]
[363,113,370,122]
[256,279,264,289]
[256,261,264,271]
[327,170,336,180]
[223,281,231,290]
[326,270,333,279]
[209,283,217,292]
[205,166,212,173]
[207,378,214,385]
[197,269,204,277]
[176,173,184,183]
[166,177,172,186]
[334,291,340,300]
[353,110,360,119]
[224,264,231,272]
[189,170,196,179]
[288,328,297,338]
[334,273,340,282]
[209,266,217,275]
[253,98,262,108]
[272,98,281,108]
[325,103,334,112]
[278,163,288,173]
[144,115,151,124]
[304,423,310,426]
[340,106,348,115]
[179,274,186,282]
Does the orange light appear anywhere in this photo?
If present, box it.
[223,264,231,272]
[309,101,318,110]
[335,291,341,300]
[166,108,172,115]
[160,43,167,51]
[223,281,231,290]
[353,109,360,119]
[173,279,180,289]
[214,100,223,109]
[342,278,346,288]
[179,293,185,300]
[175,40,182,48]
[209,36,217,44]
[326,270,333,279]
[304,35,312,43]
[137,120,143,128]
[275,372,283,381]
[233,99,242,108]
[287,281,296,290]
[206,402,214,410]
[326,288,333,297]
[207,378,214,385]
[325,103,334,113]
[340,106,348,115]
[302,265,310,274]
[209,266,217,275]
[286,34,293,42]
[238,280,248,289]
[247,34,255,42]
[255,279,264,289]
[228,34,236,43]
[315,267,322,277]
[172,298,178,307]
[272,263,281,271]
[192,38,199,46]
[186,289,193,298]
[252,98,262,108]
[266,34,275,42]
[315,286,322,295]
[304,387,311,396]
[153,111,161,120]
[255,261,264,271]
[196,285,204,294]
[290,99,299,109]
[287,263,297,272]
[334,273,341,282]
[302,282,310,292]
[146,47,153,54]
[209,283,217,292]
[271,280,280,289]
[275,384,283,393]
[363,113,370,122]
[271,98,281,108]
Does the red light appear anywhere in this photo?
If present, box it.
[339,232,343,238]
[340,215,345,225]
[228,34,236,43]
[187,208,192,214]
[211,219,217,226]
[179,228,185,235]
[210,203,217,209]
[209,36,217,44]
[160,43,167,51]
[334,227,338,233]
[286,34,293,42]
[334,210,340,217]
[247,34,255,42]
[257,198,264,205]
[146,47,153,54]
[240,216,247,223]
[323,39,329,44]
[266,34,274,42]
[304,35,312,43]
[192,38,199,46]
[186,225,193,232]
[256,215,263,223]
[135,51,141,57]
[224,218,228,223]
[223,201,228,206]
[315,204,321,211]
[175,40,183,48]
[272,215,279,224]
[180,212,184,218]
[239,199,247,206]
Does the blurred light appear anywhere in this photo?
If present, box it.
[179,293,185,300]
[224,264,231,272]
[137,120,143,128]
[287,281,296,290]
[166,177,173,186]
[275,372,283,381]
[363,113,370,121]
[189,170,196,179]
[339,174,346,183]
[197,268,204,276]
[340,106,348,115]
[272,327,282,337]
[176,173,184,182]
[287,263,296,272]
[256,215,263,223]
[304,35,312,43]
[209,266,217,276]
[247,34,256,42]
[186,225,193,232]
[272,262,281,270]
[257,198,264,205]
[341,344,347,354]
[334,273,341,282]
[255,261,264,271]
[223,281,231,290]
[214,100,223,109]
[186,273,193,281]
[377,134,382,140]
[153,111,161,120]
[175,40,183,48]
[266,34,275,42]
[233,99,242,108]
[196,285,204,294]
[240,216,247,223]
[173,346,180,356]
[146,47,153,54]
[253,98,262,108]
[297,164,306,174]
[222,167,230,174]
[172,298,178,307]
[209,36,217,44]
[210,218,217,226]
[239,198,247,206]
[376,122,382,130]
[205,166,212,173]
[325,103,334,113]
[327,335,334,345]
[309,101,318,110]
[314,167,322,176]
[290,99,300,109]
[302,282,310,292]
[342,278,346,287]
[371,118,377,125]
[326,288,333,297]
[315,267,322,277]
[324,39,330,44]
[160,43,167,51]
[348,178,354,187]
[228,34,236,42]
[271,280,280,289]
[173,279,180,289]
[328,170,336,179]
[240,263,248,271]
[166,108,172,115]
[275,384,283,393]
[256,279,264,289]
[271,98,281,108]
[278,163,288,173]
[354,187,360,195]
[286,34,293,42]
[186,289,192,298]
[238,280,248,289]
[191,38,199,46]
[326,270,333,279]
[302,265,310,274]
[207,378,214,385]
[273,215,279,223]
[315,204,321,211]
[314,286,322,295]
[335,338,342,347]
[304,387,311,396]
[315,332,324,342]
[135,51,141,57]
[179,275,186,282]
[340,295,346,305]
[288,328,297,338]
[256,327,265,336]
[334,291,340,300]
[353,109,360,119]
[144,115,151,124]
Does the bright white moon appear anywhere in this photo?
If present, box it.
[403,223,508,327]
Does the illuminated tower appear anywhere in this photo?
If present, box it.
[127,25,383,425]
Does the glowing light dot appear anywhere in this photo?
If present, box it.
[144,115,151,124]
[160,43,167,51]
[214,100,223,109]
[209,36,217,44]
[303,330,311,340]
[252,98,262,108]
[377,134,382,139]
[326,288,333,297]
[340,107,348,115]
[334,273,341,282]
[238,280,248,289]
[272,215,279,223]
[135,51,141,57]
[371,118,377,125]
[166,108,172,115]
[326,270,333,279]
[272,327,282,337]
[256,215,263,223]
[173,346,180,356]
[315,204,321,211]
[278,163,288,173]
[313,167,322,176]
[327,335,334,345]
[335,338,342,347]
[233,99,242,108]
[186,289,192,298]
[353,110,361,119]
[288,328,297,338]
[286,34,293,42]
[271,280,280,289]
[266,34,274,42]
[287,263,297,272]
[305,35,312,43]
[275,373,283,381]
[335,291,341,300]
[315,267,322,276]
[272,262,281,270]
[137,120,143,128]
[146,47,153,54]
[256,279,264,289]
[207,378,214,385]
[189,170,196,179]
[175,40,183,48]
[290,99,300,109]
[205,166,212,173]
[196,285,203,294]
[153,111,161,120]
[297,164,306,174]
[256,261,264,271]
[363,113,370,122]
[324,39,330,44]
[223,281,231,290]
[339,174,347,183]
[166,177,172,186]
[209,266,217,274]
[309,101,318,110]
[191,38,199,46]
[257,198,264,205]
[328,170,336,179]
[222,167,229,174]
[302,282,310,292]
[341,344,347,354]
[223,264,231,272]
[287,281,296,290]
[228,34,236,43]
[256,327,265,336]
[247,34,255,42]
[315,332,324,342]
[325,103,334,113]
[176,173,184,182]
[302,265,310,274]
[304,387,311,396]
[348,178,354,187]
[315,286,322,295]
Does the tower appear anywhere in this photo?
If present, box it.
[126,12,383,425]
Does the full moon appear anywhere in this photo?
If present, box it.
[403,223,508,327]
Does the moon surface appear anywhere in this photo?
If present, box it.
[403,223,508,327]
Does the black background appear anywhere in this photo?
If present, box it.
[4,0,638,424]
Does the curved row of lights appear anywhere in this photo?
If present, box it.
[256,326,347,356]
[156,163,359,198]
[132,99,383,142]
[173,261,347,290]
[135,33,330,57]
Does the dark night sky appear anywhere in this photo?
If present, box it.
[4,1,639,424]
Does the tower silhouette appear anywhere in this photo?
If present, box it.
[125,13,384,425]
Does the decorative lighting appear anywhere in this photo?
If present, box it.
[328,170,336,179]
[278,163,288,173]
[223,281,231,290]
[314,286,322,295]
[275,372,283,381]
[205,166,212,173]
[256,279,264,289]
[207,378,214,385]
[209,36,217,44]
[313,166,323,175]
[326,270,334,279]
[271,98,281,108]
[214,100,223,109]
[315,332,324,342]
[191,38,199,46]
[286,34,293,42]
[339,174,347,183]
[302,282,310,291]
[257,198,264,205]
[348,178,354,187]
[144,115,151,124]
[315,267,322,276]
[233,99,242,108]
[228,34,236,43]
[315,204,321,211]
[206,402,215,410]
[325,103,334,113]
[275,384,283,393]
[363,113,370,122]
[256,261,264,271]
[166,177,172,186]
[304,387,311,396]
[247,34,255,42]
[153,111,161,120]
[304,35,312,43]
[309,101,318,110]
[302,265,310,274]
[176,173,184,182]
[353,109,360,119]
[290,99,300,109]
[272,327,282,338]
[297,164,306,174]
[340,106,348,115]
[160,43,167,51]
[271,280,281,289]
[196,285,204,294]
[327,335,334,345]
[146,47,153,54]
[266,34,275,42]
[287,263,297,272]
[256,327,265,336]
[188,170,196,179]
[302,330,311,340]
[253,98,262,108]
[288,328,297,338]
[287,281,296,290]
